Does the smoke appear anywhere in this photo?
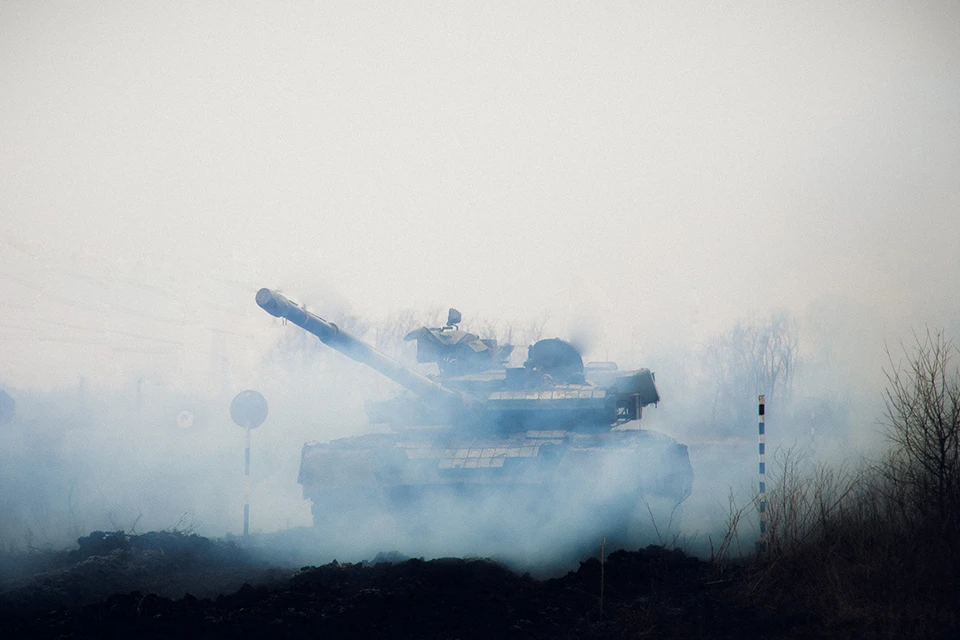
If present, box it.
[1,1,958,575]
[256,452,690,576]
[0,296,953,578]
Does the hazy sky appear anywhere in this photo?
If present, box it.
[2,1,959,390]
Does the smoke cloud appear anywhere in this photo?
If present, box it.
[1,1,958,570]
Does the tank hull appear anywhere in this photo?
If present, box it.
[299,427,693,552]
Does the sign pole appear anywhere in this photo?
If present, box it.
[230,390,268,539]
[244,425,251,537]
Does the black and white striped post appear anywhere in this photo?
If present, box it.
[758,394,767,553]
[230,390,268,538]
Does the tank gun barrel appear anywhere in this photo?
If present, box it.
[256,288,475,412]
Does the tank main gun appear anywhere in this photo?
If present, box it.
[256,288,477,413]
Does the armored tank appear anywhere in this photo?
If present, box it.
[256,288,692,552]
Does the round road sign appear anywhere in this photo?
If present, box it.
[230,390,268,429]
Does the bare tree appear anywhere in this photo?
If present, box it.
[882,328,960,535]
[701,311,800,431]
[472,313,550,350]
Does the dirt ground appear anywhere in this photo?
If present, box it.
[0,530,926,639]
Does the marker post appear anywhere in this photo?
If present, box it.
[758,395,767,553]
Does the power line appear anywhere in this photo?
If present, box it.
[0,266,258,327]
[0,329,185,353]
[1,235,262,300]
[0,237,269,331]
[0,313,259,344]
[0,318,186,346]
[0,287,188,325]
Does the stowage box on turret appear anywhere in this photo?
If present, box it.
[256,288,693,549]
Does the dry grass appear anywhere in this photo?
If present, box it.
[735,450,958,637]
[719,331,960,637]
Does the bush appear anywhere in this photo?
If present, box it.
[737,330,960,636]
[881,329,960,545]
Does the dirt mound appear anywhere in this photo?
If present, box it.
[1,532,855,639]
[0,531,287,616]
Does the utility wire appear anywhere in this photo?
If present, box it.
[1,264,261,335]
[1,235,261,303]
[0,319,186,346]
[1,237,267,338]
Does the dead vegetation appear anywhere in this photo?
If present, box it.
[734,329,960,637]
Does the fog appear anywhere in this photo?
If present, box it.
[1,2,959,565]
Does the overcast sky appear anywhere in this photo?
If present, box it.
[2,1,959,391]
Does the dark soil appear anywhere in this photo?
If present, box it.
[0,530,931,639]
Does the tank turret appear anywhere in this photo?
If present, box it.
[257,288,659,432]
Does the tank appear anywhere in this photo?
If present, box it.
[256,288,693,553]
